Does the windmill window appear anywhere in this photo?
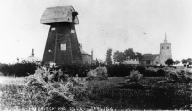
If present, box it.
[71,30,75,33]
[51,27,56,31]
[61,44,66,51]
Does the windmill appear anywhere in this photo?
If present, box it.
[41,6,82,65]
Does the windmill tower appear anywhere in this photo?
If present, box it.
[41,6,82,65]
[159,33,172,65]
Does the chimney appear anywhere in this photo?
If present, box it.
[164,33,167,43]
[91,49,93,62]
[32,49,34,57]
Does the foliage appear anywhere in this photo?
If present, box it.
[186,58,192,65]
[58,63,98,77]
[113,51,125,63]
[0,62,37,77]
[0,68,92,110]
[174,60,180,65]
[0,73,191,110]
[182,59,188,65]
[144,67,165,77]
[124,48,135,60]
[105,48,113,65]
[87,77,192,110]
[128,70,143,83]
[165,58,174,66]
[135,52,143,62]
[113,48,143,63]
[87,66,108,79]
[136,65,145,74]
[107,64,134,77]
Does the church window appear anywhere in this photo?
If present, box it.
[167,47,169,49]
[162,47,163,49]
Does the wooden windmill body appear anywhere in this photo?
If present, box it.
[41,6,82,65]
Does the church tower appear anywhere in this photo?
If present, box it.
[159,33,172,65]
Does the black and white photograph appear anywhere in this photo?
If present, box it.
[0,0,192,110]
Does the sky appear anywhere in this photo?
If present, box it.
[0,0,192,63]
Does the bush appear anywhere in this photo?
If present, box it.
[0,62,37,77]
[143,67,165,77]
[136,65,145,74]
[87,66,108,79]
[107,64,134,77]
[59,63,98,77]
[129,70,143,83]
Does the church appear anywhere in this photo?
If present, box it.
[141,33,172,66]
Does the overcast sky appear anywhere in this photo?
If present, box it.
[0,0,192,63]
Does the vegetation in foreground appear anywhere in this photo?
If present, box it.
[0,66,192,110]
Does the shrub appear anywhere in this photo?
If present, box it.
[87,66,108,79]
[59,63,98,77]
[106,64,134,77]
[136,65,145,74]
[143,67,165,77]
[129,70,143,83]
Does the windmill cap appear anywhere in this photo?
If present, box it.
[40,6,79,24]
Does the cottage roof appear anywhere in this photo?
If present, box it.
[25,56,41,62]
[79,44,91,55]
[142,54,159,61]
[40,6,79,24]
[80,49,90,55]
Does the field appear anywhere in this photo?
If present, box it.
[0,76,191,110]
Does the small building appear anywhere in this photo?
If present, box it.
[79,44,93,64]
[141,54,160,66]
[24,49,41,64]
[123,59,140,65]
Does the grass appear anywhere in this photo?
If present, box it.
[87,77,192,110]
[0,76,191,110]
[0,76,25,85]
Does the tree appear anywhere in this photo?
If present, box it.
[124,48,135,60]
[135,52,143,62]
[113,51,126,63]
[165,58,174,66]
[96,58,100,66]
[182,59,188,65]
[174,60,180,65]
[106,48,112,65]
[186,58,192,65]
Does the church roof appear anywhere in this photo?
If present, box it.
[40,6,79,24]
[142,54,159,61]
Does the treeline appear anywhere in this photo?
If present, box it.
[105,48,143,65]
[0,61,166,77]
